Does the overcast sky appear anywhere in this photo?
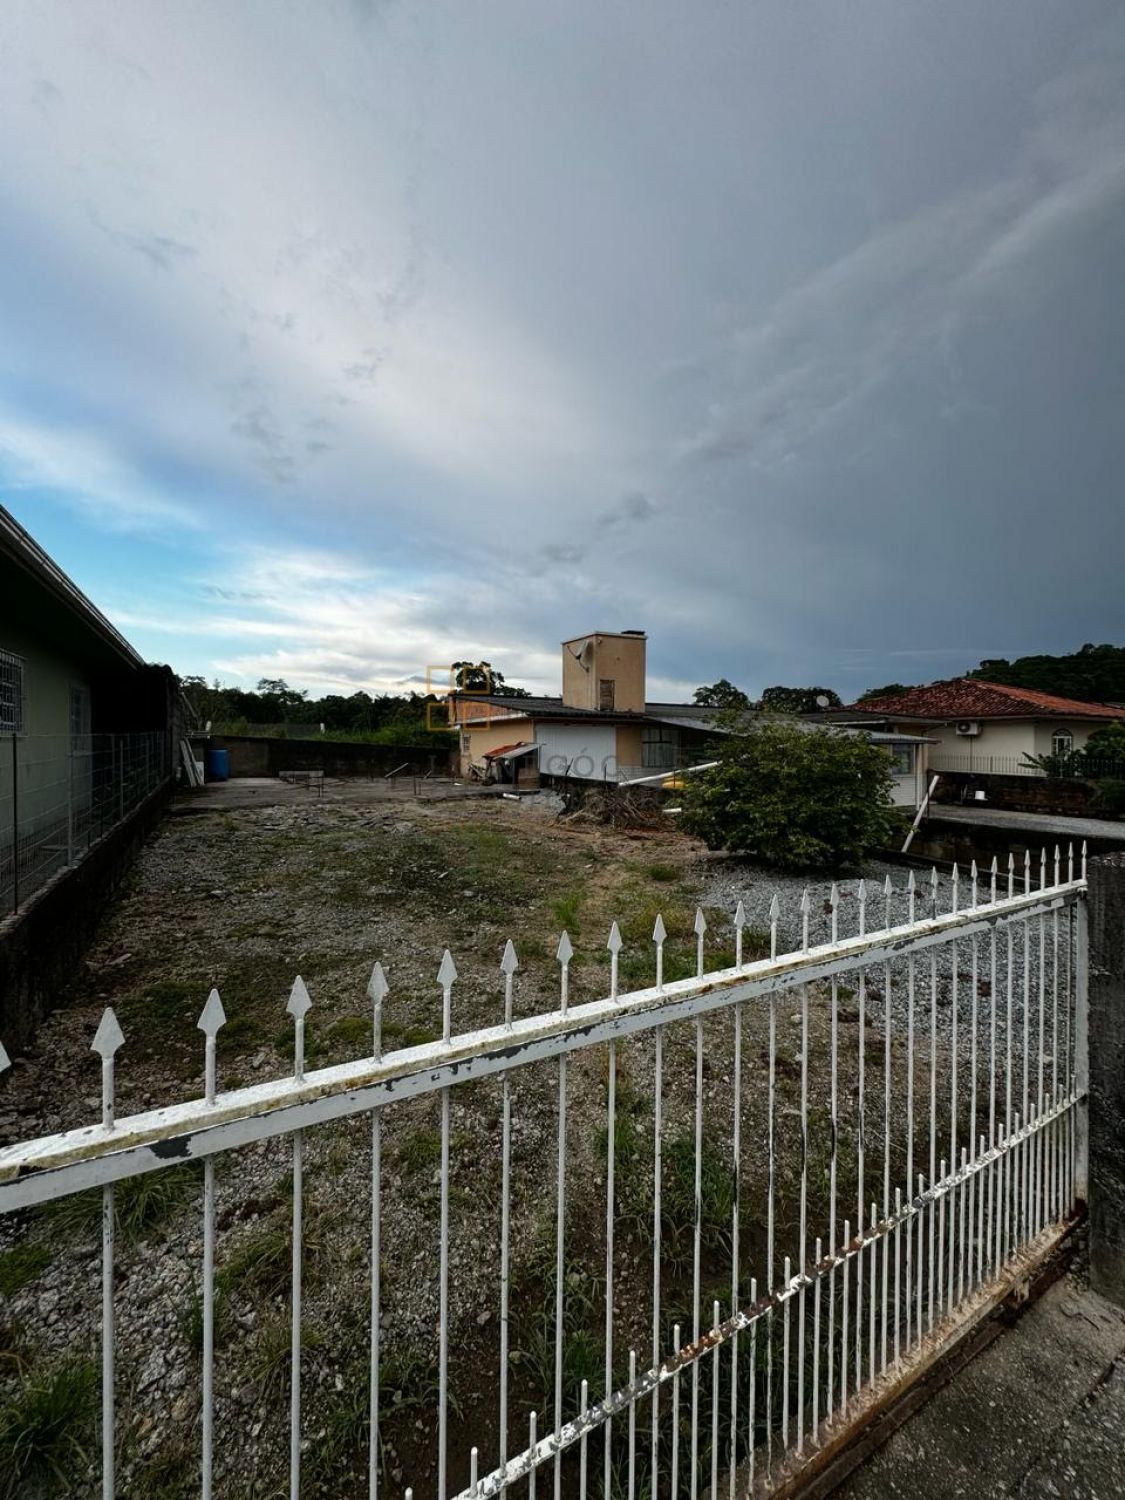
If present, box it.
[2,1,1123,702]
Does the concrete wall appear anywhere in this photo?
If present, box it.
[1086,855,1125,1306]
[561,633,646,714]
[0,781,170,1049]
[0,621,91,829]
[615,723,644,770]
[211,735,456,779]
[460,717,536,766]
[931,771,1100,816]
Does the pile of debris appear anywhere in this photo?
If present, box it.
[557,783,668,829]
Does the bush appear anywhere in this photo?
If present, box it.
[680,720,900,871]
[1092,779,1125,819]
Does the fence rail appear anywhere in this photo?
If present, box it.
[0,843,1089,1498]
[0,731,170,916]
[930,751,1125,780]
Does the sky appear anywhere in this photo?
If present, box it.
[1,1,1124,704]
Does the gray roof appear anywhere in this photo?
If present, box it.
[0,505,146,670]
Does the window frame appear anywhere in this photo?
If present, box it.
[1051,726,1074,759]
[0,648,25,735]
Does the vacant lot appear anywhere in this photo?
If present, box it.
[0,788,1025,1498]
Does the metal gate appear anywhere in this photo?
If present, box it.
[0,846,1087,1497]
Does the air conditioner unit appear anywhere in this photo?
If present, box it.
[955,720,981,737]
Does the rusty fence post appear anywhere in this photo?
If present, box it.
[1086,851,1125,1305]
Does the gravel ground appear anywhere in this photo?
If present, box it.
[703,857,1078,1061]
[0,794,1079,1498]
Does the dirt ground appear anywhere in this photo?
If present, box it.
[0,783,989,1498]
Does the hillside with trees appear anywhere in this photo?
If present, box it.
[966,644,1125,704]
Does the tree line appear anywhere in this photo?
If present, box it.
[180,662,528,745]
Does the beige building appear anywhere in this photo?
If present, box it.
[449,631,711,785]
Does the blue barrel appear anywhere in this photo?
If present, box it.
[205,748,230,781]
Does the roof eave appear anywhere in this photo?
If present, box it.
[0,506,146,670]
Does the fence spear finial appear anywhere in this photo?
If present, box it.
[607,922,623,1000]
[197,988,226,1105]
[556,931,573,1014]
[500,939,518,1028]
[734,899,747,968]
[950,863,959,914]
[856,879,868,936]
[990,855,998,902]
[1054,845,1061,887]
[906,868,916,923]
[883,873,894,931]
[653,913,666,990]
[929,863,939,915]
[0,1040,9,1075]
[367,963,388,1061]
[969,860,978,909]
[437,950,457,1042]
[1007,851,1015,897]
[92,1007,125,1131]
[1082,840,1088,880]
[795,889,806,955]
[694,907,707,978]
[1040,847,1047,889]
[287,976,312,1080]
[1068,842,1074,882]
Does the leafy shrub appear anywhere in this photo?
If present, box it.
[680,720,900,871]
[1092,779,1125,818]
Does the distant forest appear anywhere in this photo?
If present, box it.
[862,644,1125,706]
[180,662,528,745]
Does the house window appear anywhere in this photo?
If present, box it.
[642,725,677,769]
[0,649,24,733]
[890,744,914,776]
[1051,727,1074,759]
[599,679,615,711]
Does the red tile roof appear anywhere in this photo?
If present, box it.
[849,678,1125,721]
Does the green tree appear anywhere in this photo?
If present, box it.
[856,683,909,703]
[680,720,900,871]
[692,678,752,712]
[967,644,1125,703]
[1082,721,1125,764]
[451,661,531,698]
[758,685,842,714]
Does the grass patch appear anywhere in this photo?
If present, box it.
[247,1315,322,1399]
[180,1285,229,1356]
[0,1359,97,1499]
[0,1243,51,1298]
[220,1014,265,1049]
[219,1224,293,1303]
[643,862,680,883]
[394,1128,443,1173]
[328,1015,372,1051]
[551,888,584,936]
[272,1023,325,1065]
[383,1019,440,1049]
[40,1161,203,1242]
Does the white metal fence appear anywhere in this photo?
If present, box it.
[0,731,170,915]
[0,845,1088,1497]
[930,750,1125,780]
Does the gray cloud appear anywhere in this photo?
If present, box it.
[2,1,1124,699]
